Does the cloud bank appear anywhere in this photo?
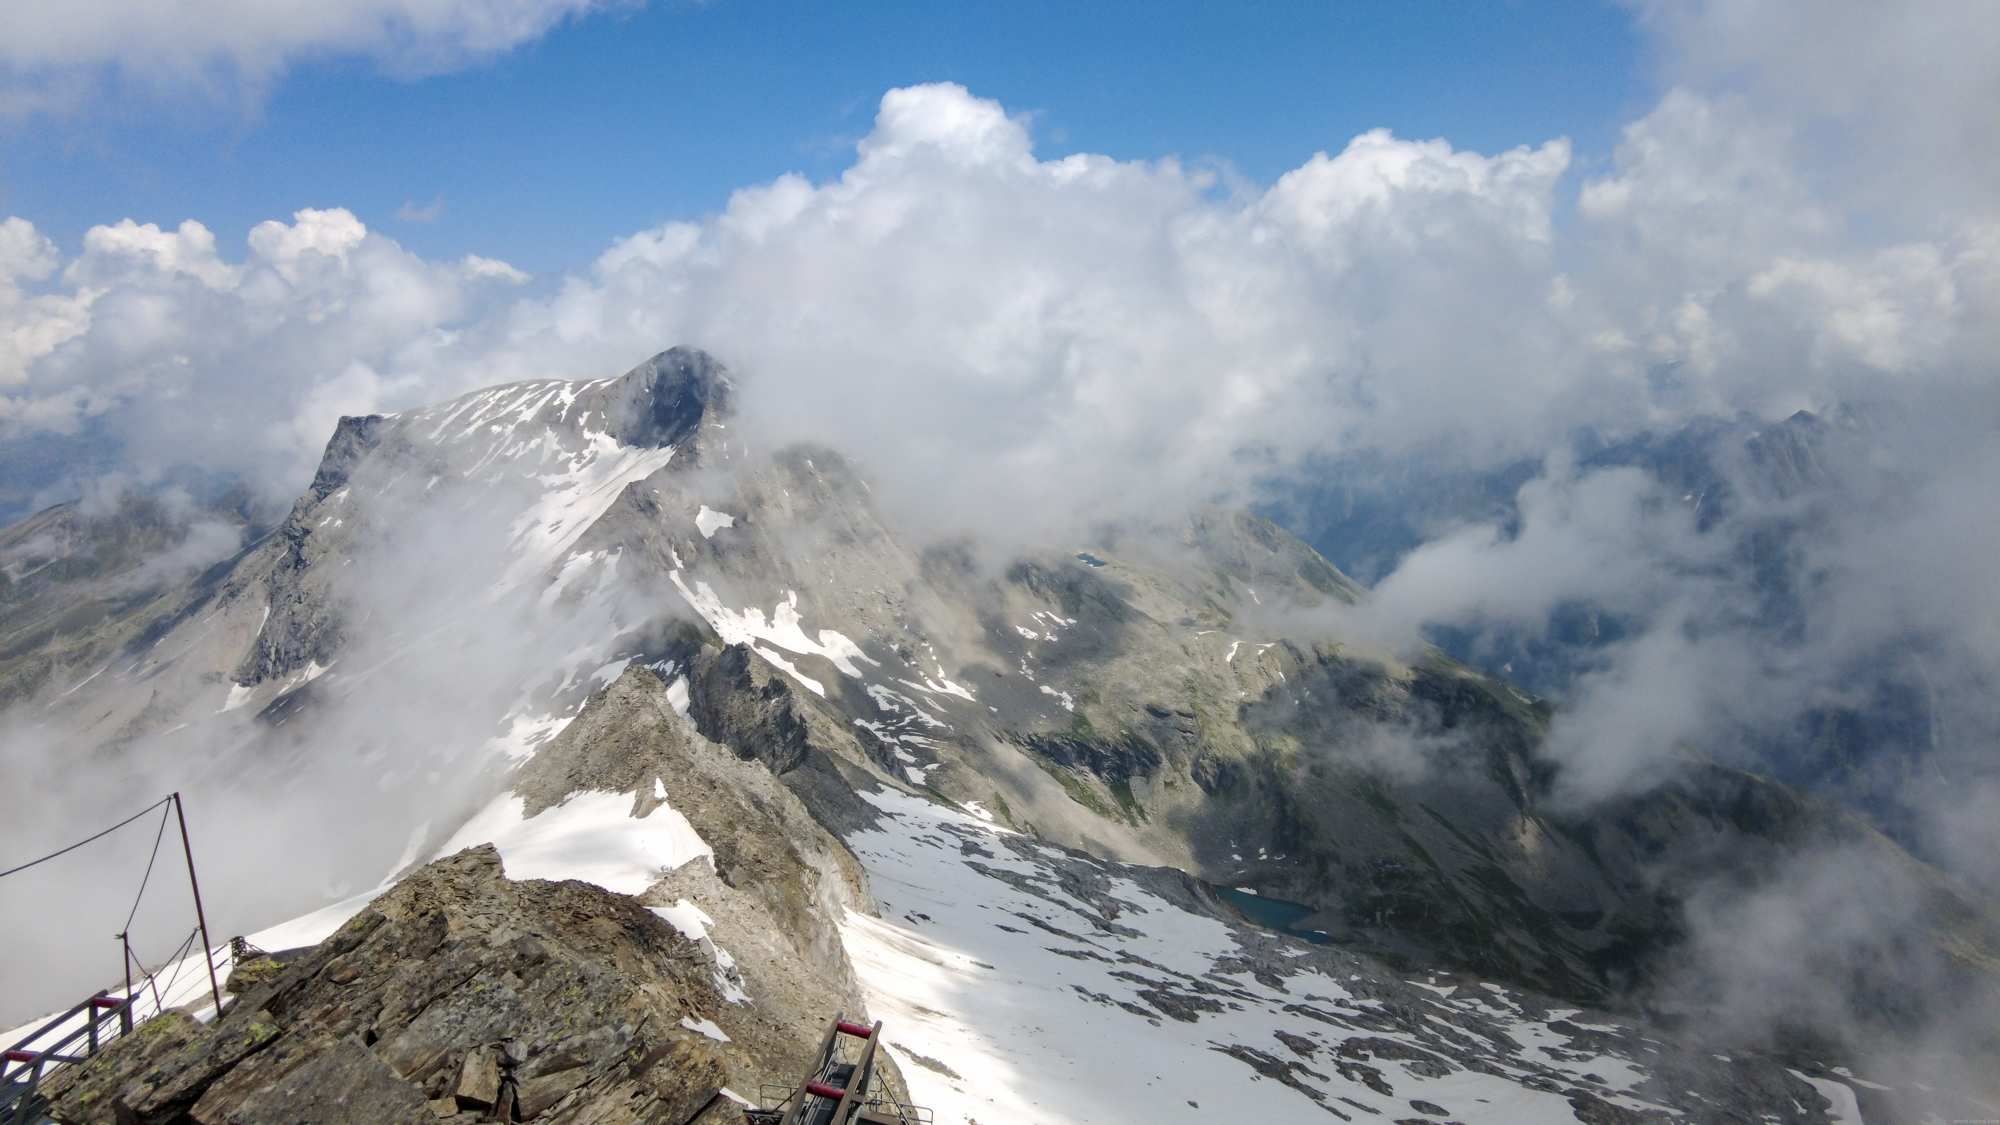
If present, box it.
[1636,0,2000,217]
[0,208,528,509]
[2,0,1994,818]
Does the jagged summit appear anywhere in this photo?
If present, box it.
[307,345,733,500]
[604,347,734,451]
[228,348,735,688]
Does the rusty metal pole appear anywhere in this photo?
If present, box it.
[119,930,137,1030]
[171,793,224,1016]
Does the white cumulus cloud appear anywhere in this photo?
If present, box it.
[0,0,636,111]
[1634,0,2000,216]
[0,59,1995,833]
[0,207,527,499]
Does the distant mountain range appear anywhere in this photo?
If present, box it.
[4,349,1995,1122]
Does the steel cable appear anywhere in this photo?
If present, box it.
[0,796,174,880]
[119,802,175,934]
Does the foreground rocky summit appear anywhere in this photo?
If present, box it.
[42,846,738,1125]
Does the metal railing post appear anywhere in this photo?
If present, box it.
[171,793,224,1015]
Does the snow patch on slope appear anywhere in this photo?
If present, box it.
[484,711,574,763]
[695,505,736,538]
[437,790,712,896]
[652,899,752,1005]
[1793,1071,1865,1124]
[250,887,389,952]
[752,646,825,696]
[669,575,876,691]
[500,435,675,587]
[219,682,257,713]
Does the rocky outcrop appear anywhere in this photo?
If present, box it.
[226,414,390,687]
[679,642,812,777]
[305,415,389,502]
[514,666,873,1018]
[41,846,734,1125]
[670,639,888,837]
[502,665,908,1109]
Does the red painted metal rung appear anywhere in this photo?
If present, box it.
[835,1020,872,1039]
[4,1049,41,1062]
[806,1082,845,1100]
[87,996,127,1009]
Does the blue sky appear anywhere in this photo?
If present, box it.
[3,0,1650,274]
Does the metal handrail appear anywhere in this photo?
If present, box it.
[753,1075,934,1124]
[1,990,137,1125]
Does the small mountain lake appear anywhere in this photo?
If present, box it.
[1213,886,1332,944]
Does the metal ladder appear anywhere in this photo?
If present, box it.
[746,1013,930,1125]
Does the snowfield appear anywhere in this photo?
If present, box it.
[438,788,713,895]
[841,789,1743,1125]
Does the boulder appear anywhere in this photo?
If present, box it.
[222,1038,431,1125]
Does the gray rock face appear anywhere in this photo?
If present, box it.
[222,1038,431,1125]
[306,415,389,502]
[41,846,734,1125]
[604,347,733,451]
[680,640,813,777]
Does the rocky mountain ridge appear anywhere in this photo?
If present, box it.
[6,348,1997,1122]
